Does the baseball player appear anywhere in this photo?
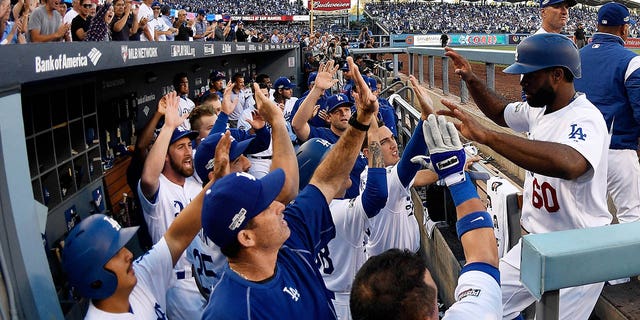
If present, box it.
[201,57,377,319]
[536,0,576,34]
[227,73,255,128]
[351,114,502,320]
[60,95,232,319]
[273,76,299,121]
[137,92,204,319]
[173,72,196,131]
[361,75,438,258]
[574,2,640,225]
[199,70,226,102]
[292,66,368,199]
[444,34,610,319]
[297,121,388,320]
[288,71,331,129]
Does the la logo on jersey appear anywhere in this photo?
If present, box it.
[568,124,587,141]
[283,286,300,301]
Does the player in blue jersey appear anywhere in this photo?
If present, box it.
[201,57,379,319]
[351,115,502,320]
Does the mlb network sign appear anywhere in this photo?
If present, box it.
[308,0,350,11]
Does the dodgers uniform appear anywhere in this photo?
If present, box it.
[178,95,195,131]
[500,94,611,320]
[443,267,502,320]
[361,121,428,257]
[290,90,330,129]
[320,168,387,320]
[228,88,255,126]
[137,175,204,319]
[203,185,338,319]
[85,238,174,319]
[574,32,640,223]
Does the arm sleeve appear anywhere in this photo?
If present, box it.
[244,126,270,154]
[211,111,229,134]
[397,120,427,187]
[360,167,388,218]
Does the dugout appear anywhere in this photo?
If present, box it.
[0,41,300,319]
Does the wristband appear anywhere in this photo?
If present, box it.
[448,173,478,206]
[348,112,370,131]
[456,211,493,239]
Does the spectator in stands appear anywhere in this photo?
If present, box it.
[193,9,211,41]
[85,2,114,41]
[270,28,279,43]
[70,0,92,41]
[350,114,501,319]
[1,0,26,44]
[136,0,154,41]
[173,9,193,41]
[157,5,176,41]
[235,20,247,42]
[28,0,70,42]
[56,2,67,20]
[110,0,139,41]
[63,0,79,40]
[574,2,640,228]
[213,18,228,41]
[440,32,448,47]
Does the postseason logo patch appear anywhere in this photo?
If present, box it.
[457,288,482,301]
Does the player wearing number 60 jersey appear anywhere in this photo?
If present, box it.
[444,34,610,319]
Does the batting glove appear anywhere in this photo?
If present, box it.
[422,114,466,186]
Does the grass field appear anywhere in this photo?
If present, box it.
[466,45,640,54]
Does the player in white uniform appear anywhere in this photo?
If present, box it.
[61,94,230,320]
[444,34,610,320]
[350,115,502,320]
[360,75,438,257]
[137,92,204,319]
[173,73,196,131]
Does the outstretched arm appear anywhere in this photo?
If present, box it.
[291,61,339,142]
[361,119,387,218]
[444,47,510,127]
[310,57,378,203]
[165,131,231,265]
[439,99,589,180]
[139,92,187,200]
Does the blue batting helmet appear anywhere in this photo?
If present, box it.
[503,33,581,78]
[62,214,138,299]
[296,138,332,190]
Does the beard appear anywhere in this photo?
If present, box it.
[526,84,556,109]
[169,155,194,177]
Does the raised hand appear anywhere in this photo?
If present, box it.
[246,110,266,130]
[162,91,186,129]
[313,60,339,91]
[348,56,378,117]
[221,81,237,115]
[409,75,434,119]
[444,47,475,82]
[212,131,231,180]
[438,99,490,145]
[253,82,283,125]
[422,114,466,186]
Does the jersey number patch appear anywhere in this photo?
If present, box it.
[531,178,560,213]
[316,245,334,274]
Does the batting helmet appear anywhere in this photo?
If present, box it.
[296,138,332,190]
[503,33,581,78]
[62,214,139,299]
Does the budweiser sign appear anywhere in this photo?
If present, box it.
[309,0,350,11]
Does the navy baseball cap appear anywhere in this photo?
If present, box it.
[170,127,198,145]
[194,132,254,183]
[197,9,206,15]
[326,93,353,113]
[340,61,350,71]
[365,77,378,91]
[151,1,161,7]
[274,77,296,90]
[540,0,576,7]
[202,169,285,250]
[598,2,635,26]
[210,70,225,81]
[307,72,318,86]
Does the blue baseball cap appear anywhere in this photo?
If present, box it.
[151,1,161,7]
[202,169,285,249]
[307,72,318,86]
[365,77,378,91]
[340,61,350,71]
[170,127,198,145]
[274,77,296,90]
[598,2,635,26]
[194,132,254,184]
[197,9,206,15]
[540,0,576,7]
[326,93,353,113]
[209,70,225,82]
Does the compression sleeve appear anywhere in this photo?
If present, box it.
[397,120,427,187]
[360,167,388,218]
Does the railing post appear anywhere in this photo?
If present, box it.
[536,290,559,320]
[460,79,468,104]
[428,56,435,89]
[409,52,414,75]
[442,56,449,95]
[393,53,399,76]
[418,54,424,84]
[486,63,496,91]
